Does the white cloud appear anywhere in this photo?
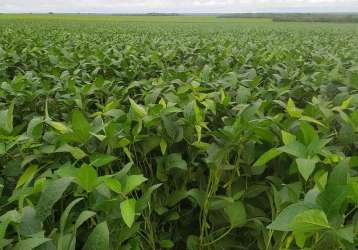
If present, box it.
[1,0,358,13]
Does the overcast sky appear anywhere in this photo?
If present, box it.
[1,0,358,13]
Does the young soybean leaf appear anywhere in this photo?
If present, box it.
[121,175,147,194]
[104,178,122,193]
[13,237,51,250]
[75,211,96,229]
[60,198,84,233]
[115,162,133,179]
[0,143,5,155]
[268,202,309,231]
[281,130,296,145]
[291,209,330,233]
[300,122,317,145]
[317,185,350,219]
[47,120,72,134]
[90,153,117,168]
[72,110,91,143]
[335,225,354,243]
[0,102,14,134]
[160,139,167,155]
[83,222,110,250]
[328,159,349,186]
[300,116,326,128]
[117,223,140,245]
[296,158,317,181]
[224,201,247,228]
[160,240,175,249]
[26,117,43,139]
[129,98,147,119]
[0,222,8,241]
[279,141,307,158]
[165,153,187,171]
[77,164,98,192]
[254,148,282,167]
[36,177,72,221]
[16,164,38,189]
[56,144,87,160]
[0,210,21,223]
[120,199,136,228]
[286,98,303,118]
[136,184,162,212]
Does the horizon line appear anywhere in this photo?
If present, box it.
[1,11,358,14]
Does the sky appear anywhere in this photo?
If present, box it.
[1,0,358,13]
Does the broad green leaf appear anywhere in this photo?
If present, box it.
[115,162,133,179]
[279,141,306,158]
[16,164,38,189]
[296,158,317,181]
[328,159,349,186]
[75,211,96,229]
[0,210,21,223]
[0,222,8,242]
[36,177,72,221]
[281,130,296,145]
[56,144,87,160]
[117,223,140,245]
[335,225,354,243]
[121,175,147,194]
[83,222,110,250]
[187,189,208,209]
[186,235,200,250]
[162,115,182,142]
[286,98,303,118]
[267,202,309,231]
[0,102,14,134]
[192,141,210,150]
[159,240,174,249]
[254,148,282,167]
[136,184,162,212]
[224,201,247,228]
[47,120,72,134]
[317,185,349,219]
[72,110,91,143]
[27,117,43,139]
[183,101,196,122]
[291,209,330,233]
[350,109,358,127]
[49,54,58,65]
[104,178,122,193]
[141,136,161,155]
[293,231,306,248]
[120,199,136,228]
[13,237,51,250]
[129,98,147,119]
[160,139,167,155]
[77,164,98,192]
[60,198,83,233]
[165,153,187,170]
[90,153,117,168]
[300,116,326,128]
[56,163,79,178]
[166,189,189,207]
[0,143,5,155]
[300,122,317,145]
[340,97,352,109]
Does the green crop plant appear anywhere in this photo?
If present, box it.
[0,15,357,249]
